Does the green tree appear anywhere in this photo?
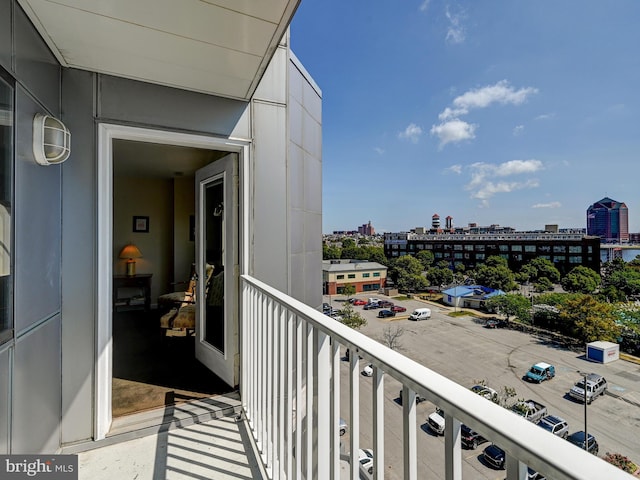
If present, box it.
[521,258,561,284]
[606,268,640,298]
[389,256,426,292]
[342,283,356,298]
[485,293,532,322]
[561,266,601,294]
[534,277,554,292]
[474,257,517,292]
[559,296,620,342]
[341,237,356,249]
[341,246,360,259]
[426,266,453,287]
[416,250,435,270]
[339,302,367,330]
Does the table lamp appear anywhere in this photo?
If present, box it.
[119,244,143,276]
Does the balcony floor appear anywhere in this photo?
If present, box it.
[71,395,266,480]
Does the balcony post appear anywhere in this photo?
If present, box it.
[402,386,417,480]
[444,412,462,480]
[373,367,384,480]
[349,352,360,480]
[316,331,331,479]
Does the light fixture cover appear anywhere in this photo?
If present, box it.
[33,113,71,166]
[119,244,143,259]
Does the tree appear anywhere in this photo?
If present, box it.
[382,325,405,350]
[416,250,434,270]
[606,268,640,298]
[534,277,554,293]
[342,283,356,298]
[322,244,341,259]
[521,258,560,284]
[341,237,356,249]
[558,296,620,343]
[339,302,367,330]
[485,293,532,323]
[561,266,601,294]
[426,266,453,287]
[474,257,517,292]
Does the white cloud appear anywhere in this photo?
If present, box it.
[374,147,385,155]
[445,164,463,174]
[419,0,431,12]
[430,119,476,148]
[513,125,524,136]
[445,7,465,44]
[398,123,423,143]
[464,159,543,205]
[532,201,561,209]
[432,80,538,147]
[535,113,555,120]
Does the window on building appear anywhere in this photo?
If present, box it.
[554,255,566,262]
[512,254,523,261]
[417,244,424,249]
[348,274,356,279]
[454,252,463,259]
[525,245,536,252]
[569,246,582,253]
[475,245,485,251]
[499,245,509,252]
[0,71,13,346]
[569,256,582,263]
[373,272,380,277]
[476,253,485,260]
[553,245,566,253]
[337,275,344,280]
[363,283,380,292]
[538,245,551,252]
[435,252,443,259]
[464,244,473,251]
[362,273,370,278]
[454,244,463,250]
[511,245,522,252]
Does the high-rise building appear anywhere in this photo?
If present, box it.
[358,221,375,236]
[587,197,629,243]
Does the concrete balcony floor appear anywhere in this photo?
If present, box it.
[71,394,266,480]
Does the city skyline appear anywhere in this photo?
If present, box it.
[290,1,640,235]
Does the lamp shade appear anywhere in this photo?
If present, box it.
[119,244,142,259]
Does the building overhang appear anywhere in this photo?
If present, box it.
[17,0,300,101]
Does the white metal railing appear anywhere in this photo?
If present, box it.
[240,275,630,480]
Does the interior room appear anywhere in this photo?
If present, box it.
[111,139,233,418]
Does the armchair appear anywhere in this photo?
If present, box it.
[157,263,196,311]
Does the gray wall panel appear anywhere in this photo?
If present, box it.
[13,316,61,453]
[0,1,11,73]
[60,68,95,444]
[14,4,60,116]
[14,87,61,333]
[99,74,248,137]
[0,346,10,454]
[252,101,288,293]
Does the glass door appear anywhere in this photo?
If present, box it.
[195,154,238,387]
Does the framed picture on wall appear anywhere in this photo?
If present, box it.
[133,216,149,233]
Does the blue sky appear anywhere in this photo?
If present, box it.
[290,1,640,234]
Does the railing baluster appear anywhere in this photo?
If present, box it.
[349,350,359,480]
[295,315,303,479]
[444,412,462,480]
[285,311,294,479]
[506,455,528,480]
[256,291,264,452]
[277,306,286,479]
[305,323,314,480]
[402,386,417,480]
[270,302,278,478]
[373,367,384,480]
[331,340,340,479]
[316,330,330,479]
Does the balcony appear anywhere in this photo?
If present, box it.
[78,274,630,479]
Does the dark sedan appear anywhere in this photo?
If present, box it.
[377,309,396,318]
[482,444,505,469]
[391,305,407,313]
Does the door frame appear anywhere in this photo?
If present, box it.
[96,123,250,440]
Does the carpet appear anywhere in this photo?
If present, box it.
[112,309,233,417]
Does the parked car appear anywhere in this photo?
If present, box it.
[363,302,381,310]
[377,309,396,318]
[569,373,607,404]
[352,299,367,306]
[391,305,407,313]
[408,308,431,320]
[358,448,374,477]
[482,444,506,469]
[525,362,556,383]
[398,389,426,404]
[460,424,488,449]
[362,364,373,377]
[322,303,332,314]
[339,417,348,436]
[527,467,547,480]
[378,300,394,308]
[485,318,507,328]
[537,415,569,438]
[367,298,382,304]
[566,431,599,455]
[470,384,498,402]
[427,408,445,435]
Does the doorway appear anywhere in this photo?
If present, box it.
[96,124,249,439]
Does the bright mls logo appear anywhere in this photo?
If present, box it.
[0,455,77,479]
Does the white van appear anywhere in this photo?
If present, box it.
[409,308,431,321]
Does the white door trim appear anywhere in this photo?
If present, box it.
[96,123,249,440]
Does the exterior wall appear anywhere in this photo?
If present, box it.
[324,269,387,295]
[1,0,64,454]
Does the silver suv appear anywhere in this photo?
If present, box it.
[569,373,607,404]
[537,415,569,438]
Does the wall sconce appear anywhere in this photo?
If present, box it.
[119,244,143,276]
[32,113,71,166]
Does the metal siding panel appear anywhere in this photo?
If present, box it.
[0,346,10,454]
[13,316,61,453]
[60,68,95,444]
[0,1,11,72]
[254,46,287,105]
[14,87,61,333]
[14,4,60,115]
[98,74,250,139]
[252,101,288,292]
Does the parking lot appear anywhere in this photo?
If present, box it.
[326,293,640,479]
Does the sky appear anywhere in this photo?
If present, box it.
[289,1,640,234]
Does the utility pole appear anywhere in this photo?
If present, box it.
[577,371,589,451]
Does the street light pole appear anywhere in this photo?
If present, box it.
[578,371,589,451]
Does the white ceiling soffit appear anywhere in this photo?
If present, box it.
[18,0,300,101]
